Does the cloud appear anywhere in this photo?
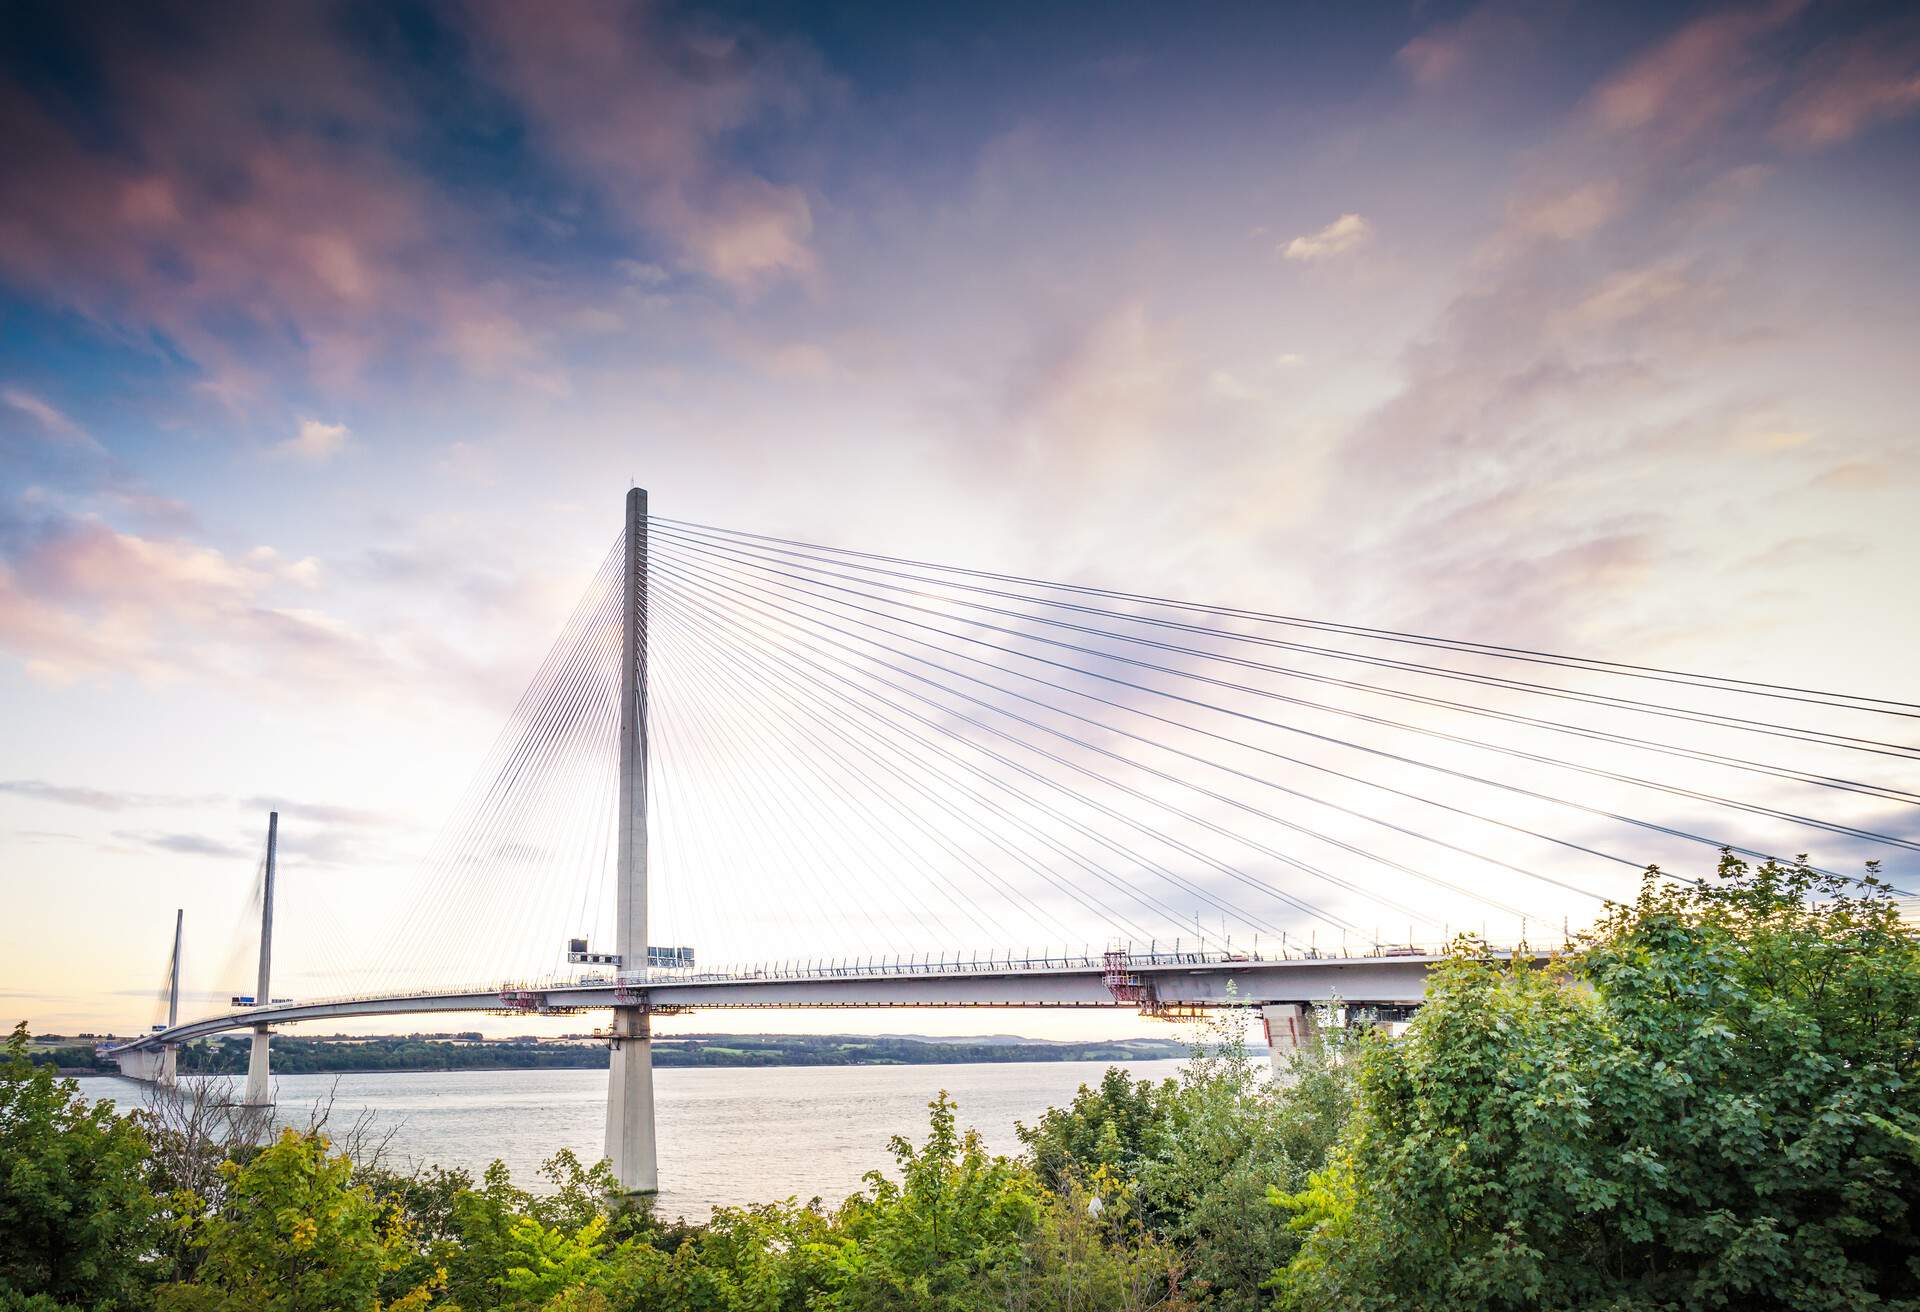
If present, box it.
[0,777,403,867]
[1502,180,1624,244]
[1587,1,1805,148]
[615,259,672,287]
[998,304,1180,466]
[2,388,93,447]
[466,2,827,290]
[112,830,251,860]
[727,338,834,381]
[277,419,350,462]
[1567,263,1700,329]
[0,780,156,811]
[0,3,827,396]
[1397,5,1541,91]
[1772,31,1920,149]
[0,8,457,389]
[1578,3,1920,161]
[1282,214,1373,263]
[0,510,374,687]
[242,796,394,830]
[1397,31,1469,90]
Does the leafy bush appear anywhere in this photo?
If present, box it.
[0,1023,158,1310]
[1275,854,1920,1311]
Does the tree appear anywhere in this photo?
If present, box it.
[493,1213,606,1306]
[443,1159,537,1309]
[1018,1012,1355,1310]
[0,1023,158,1310]
[1275,854,1920,1311]
[1018,1068,1176,1190]
[999,1177,1188,1312]
[834,1091,1043,1310]
[157,1128,437,1312]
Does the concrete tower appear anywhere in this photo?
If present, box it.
[158,908,183,1084]
[604,488,658,1193]
[241,812,277,1106]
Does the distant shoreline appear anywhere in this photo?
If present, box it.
[49,1032,1194,1077]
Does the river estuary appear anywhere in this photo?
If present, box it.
[76,1058,1189,1220]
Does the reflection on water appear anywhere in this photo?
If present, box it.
[77,1058,1188,1219]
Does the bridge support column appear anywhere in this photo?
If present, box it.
[1261,1003,1320,1080]
[114,1049,164,1082]
[605,1007,657,1195]
[239,812,278,1107]
[242,1026,271,1106]
[606,487,657,1194]
[159,907,182,1085]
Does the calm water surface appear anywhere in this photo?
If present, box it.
[76,1059,1188,1219]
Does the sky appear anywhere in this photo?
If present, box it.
[2,0,1918,1041]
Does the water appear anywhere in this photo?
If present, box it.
[75,1058,1188,1219]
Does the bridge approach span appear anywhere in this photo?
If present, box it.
[108,951,1532,1056]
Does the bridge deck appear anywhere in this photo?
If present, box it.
[108,952,1516,1053]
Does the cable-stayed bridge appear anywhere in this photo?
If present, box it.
[103,489,1919,1194]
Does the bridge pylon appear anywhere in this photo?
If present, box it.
[605,487,659,1194]
[241,811,278,1107]
[158,907,182,1084]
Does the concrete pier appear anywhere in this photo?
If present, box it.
[604,487,658,1194]
[604,1005,658,1190]
[1261,1002,1321,1079]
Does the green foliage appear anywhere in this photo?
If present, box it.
[21,1047,113,1074]
[1002,1177,1186,1312]
[21,863,1911,1312]
[1275,854,1920,1311]
[0,1022,159,1310]
[1019,1067,1177,1188]
[577,1200,841,1311]
[495,1213,606,1304]
[1019,1012,1355,1309]
[155,1128,438,1312]
[833,1090,1043,1309]
[1136,1015,1354,1309]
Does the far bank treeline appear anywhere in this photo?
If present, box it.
[40,1034,1192,1076]
[4,854,1919,1312]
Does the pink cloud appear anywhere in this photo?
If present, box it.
[1588,1,1805,147]
[1583,2,1920,157]
[2,388,94,447]
[276,419,350,462]
[1282,214,1373,262]
[1773,31,1920,149]
[1397,5,1541,91]
[0,16,455,390]
[467,2,824,290]
[0,514,379,688]
[0,4,824,395]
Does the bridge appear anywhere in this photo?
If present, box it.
[101,488,1918,1195]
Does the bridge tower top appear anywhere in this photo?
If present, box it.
[617,489,648,974]
[167,907,182,1030]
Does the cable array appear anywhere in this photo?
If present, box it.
[634,513,1915,970]
[230,511,1917,1001]
[348,538,626,993]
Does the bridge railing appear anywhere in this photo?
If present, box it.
[122,935,1552,1043]
[589,935,1538,985]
